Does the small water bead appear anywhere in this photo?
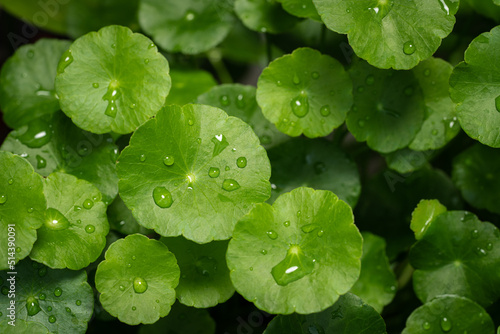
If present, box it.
[283,221,290,227]
[249,267,253,271]
[163,155,175,166]
[292,74,301,85]
[27,49,35,58]
[127,263,132,268]
[76,219,81,224]
[48,315,56,323]
[92,83,99,88]
[475,247,487,256]
[54,287,62,297]
[276,80,282,86]
[76,300,82,306]
[36,155,47,169]
[311,71,319,79]
[57,49,73,73]
[85,225,95,233]
[15,247,21,253]
[132,306,137,311]
[66,307,71,313]
[188,119,194,126]
[291,94,309,118]
[266,230,278,240]
[39,293,46,300]
[196,138,202,145]
[111,43,117,49]
[471,229,479,239]
[130,103,136,109]
[422,321,431,330]
[225,166,230,171]
[47,306,52,312]
[237,157,247,168]
[133,277,148,294]
[8,178,13,185]
[153,187,173,208]
[208,167,220,178]
[365,75,375,86]
[424,69,431,77]
[222,179,240,192]
[317,230,324,237]
[220,95,230,106]
[236,94,245,108]
[38,267,47,277]
[320,105,331,117]
[260,249,268,255]
[195,256,218,277]
[0,195,6,205]
[290,121,296,127]
[83,199,94,209]
[144,58,150,64]
[440,317,452,332]
[27,207,34,213]
[487,243,493,250]
[403,41,416,55]
[148,43,156,49]
[26,296,41,316]
[119,285,125,291]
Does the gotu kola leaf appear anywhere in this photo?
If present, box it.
[117,104,271,243]
[234,0,301,34]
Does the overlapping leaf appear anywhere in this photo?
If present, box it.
[235,0,301,33]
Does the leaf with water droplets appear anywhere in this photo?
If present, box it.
[257,47,353,137]
[1,112,119,203]
[402,295,494,334]
[165,69,217,106]
[452,143,500,215]
[139,0,235,54]
[450,26,500,148]
[235,0,301,34]
[263,293,386,334]
[346,59,425,153]
[350,232,397,313]
[161,237,234,308]
[55,25,171,134]
[95,234,180,325]
[117,104,271,243]
[197,84,290,149]
[0,151,46,270]
[410,199,447,240]
[410,211,500,306]
[312,0,456,69]
[227,187,362,314]
[0,258,93,333]
[29,172,109,270]
[0,39,71,128]
[107,195,152,235]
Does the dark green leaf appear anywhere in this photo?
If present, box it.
[165,69,217,106]
[235,0,301,34]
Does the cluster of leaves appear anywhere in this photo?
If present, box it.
[1,0,500,333]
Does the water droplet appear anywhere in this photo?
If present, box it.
[486,243,493,250]
[422,321,431,330]
[249,267,253,271]
[261,249,267,255]
[57,49,73,74]
[85,225,95,233]
[144,58,149,64]
[54,287,62,297]
[133,277,148,293]
[130,103,136,109]
[26,296,41,316]
[188,119,194,126]
[320,105,331,117]
[211,134,229,157]
[44,208,70,230]
[404,86,414,96]
[39,293,46,300]
[290,94,309,118]
[317,230,324,237]
[225,166,230,171]
[76,219,81,224]
[237,157,247,168]
[36,155,47,169]
[132,306,137,311]
[220,95,230,106]
[475,247,487,256]
[27,49,35,58]
[48,315,56,323]
[292,74,301,85]
[424,69,431,77]
[471,229,479,239]
[119,285,125,291]
[139,154,146,162]
[222,179,240,192]
[7,178,13,185]
[153,186,173,208]
[302,224,321,233]
[83,199,94,209]
[272,245,315,286]
[283,221,290,227]
[185,10,196,21]
[440,317,452,332]
[195,257,218,277]
[66,307,71,313]
[236,94,245,108]
[266,230,278,240]
[208,167,220,178]
[365,75,375,85]
[92,83,99,88]
[18,119,53,148]
[432,129,438,135]
[47,306,52,312]
[163,155,175,166]
[111,43,116,49]
[103,81,120,118]
[15,247,21,253]
[495,95,500,113]
[148,43,155,49]
[403,41,416,55]
[0,195,6,205]
[311,72,319,79]
[76,300,81,306]
[276,80,282,86]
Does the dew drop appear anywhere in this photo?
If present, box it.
[185,10,196,21]
[266,230,278,240]
[103,81,120,118]
[365,75,375,85]
[57,49,73,74]
[320,105,331,117]
[188,119,194,126]
[208,167,220,178]
[403,41,416,55]
[48,315,56,323]
[471,229,479,239]
[92,83,99,88]
[26,296,41,316]
[139,154,146,162]
[111,43,116,49]
[27,50,35,58]
[311,71,319,79]
[119,285,125,291]
[47,306,52,312]
[486,243,493,251]
[15,247,21,253]
[66,307,71,313]
[220,95,230,106]
[18,119,53,148]
[8,178,13,185]
[133,277,148,294]
[261,249,268,255]
[83,199,94,209]
[283,221,290,227]
[76,300,82,306]
[424,69,431,77]
[225,165,230,171]
[249,267,253,271]
[144,58,149,64]
[222,179,240,192]
[85,225,95,233]
[302,224,321,233]
[36,155,47,169]
[39,293,46,300]
[271,245,314,286]
[317,230,324,237]
[0,195,6,205]
[422,321,431,330]
[38,267,47,277]
[236,94,245,108]
[163,155,175,166]
[290,94,309,118]
[54,287,62,297]
[237,157,247,168]
[292,74,301,85]
[153,186,173,208]
[132,306,137,311]
[440,317,452,332]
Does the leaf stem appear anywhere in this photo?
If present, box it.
[207,49,233,84]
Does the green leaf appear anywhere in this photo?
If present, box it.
[410,211,500,306]
[350,232,397,313]
[95,234,180,325]
[385,148,435,174]
[256,47,353,137]
[402,295,495,334]
[196,84,290,149]
[267,137,361,207]
[1,112,119,204]
[139,302,216,334]
[0,259,94,334]
[138,0,235,54]
[464,0,500,22]
[410,199,447,240]
[312,0,456,69]
[226,187,362,314]
[452,143,500,215]
[276,0,321,21]
[234,0,301,34]
[263,293,386,334]
[160,237,234,308]
[1,319,49,334]
[0,39,71,129]
[0,151,45,270]
[165,69,217,106]
[117,104,271,243]
[409,57,460,151]
[450,26,500,148]
[107,195,151,235]
[347,59,425,153]
[29,172,109,270]
[55,25,171,134]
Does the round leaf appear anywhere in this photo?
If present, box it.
[55,25,171,134]
[267,137,361,207]
[138,0,235,54]
[117,104,271,243]
[452,143,500,215]
[95,234,180,325]
[410,211,500,306]
[0,39,71,128]
[402,295,495,334]
[410,199,447,240]
[257,47,353,138]
[1,112,119,204]
[165,69,217,106]
[29,172,109,270]
[0,151,45,270]
[0,259,94,334]
[263,293,386,334]
[312,0,456,69]
[234,0,301,34]
[347,59,425,153]
[226,187,362,314]
[450,26,500,148]
[350,232,397,313]
[196,84,290,149]
[161,237,234,308]
[276,0,321,21]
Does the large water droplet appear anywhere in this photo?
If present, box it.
[440,317,452,332]
[26,296,41,316]
[48,315,56,323]
[57,49,73,74]
[103,81,120,118]
[290,94,309,118]
[211,134,229,157]
[208,167,220,178]
[153,186,173,208]
[271,245,315,286]
[222,179,240,192]
[54,287,62,297]
[44,208,70,230]
[83,199,94,209]
[195,256,218,277]
[92,83,99,89]
[0,195,6,205]
[133,277,148,294]
[18,119,52,148]
[403,41,416,55]
[266,230,278,240]
[163,155,175,166]
[85,225,95,233]
[237,157,247,168]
